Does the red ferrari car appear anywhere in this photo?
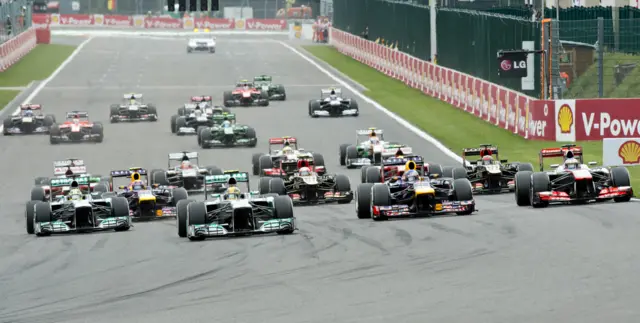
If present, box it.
[222,80,269,107]
[49,111,104,144]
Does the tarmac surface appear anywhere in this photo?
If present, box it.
[1,35,639,323]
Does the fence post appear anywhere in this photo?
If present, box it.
[430,0,436,61]
[597,17,604,98]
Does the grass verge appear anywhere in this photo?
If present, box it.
[0,44,76,87]
[565,52,640,99]
[303,45,640,195]
[0,90,20,111]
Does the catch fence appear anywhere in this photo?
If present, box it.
[0,0,31,44]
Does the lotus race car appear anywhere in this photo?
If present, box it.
[339,128,412,168]
[50,111,104,144]
[515,145,633,208]
[461,144,534,194]
[177,171,296,240]
[3,104,55,135]
[356,158,476,221]
[308,87,359,117]
[186,33,216,53]
[109,93,158,123]
[223,80,269,107]
[149,151,224,193]
[253,75,286,100]
[197,122,257,148]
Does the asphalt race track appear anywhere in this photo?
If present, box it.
[1,35,640,323]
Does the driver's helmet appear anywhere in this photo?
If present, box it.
[222,120,232,128]
[564,158,580,170]
[282,146,294,155]
[69,188,83,200]
[403,169,420,182]
[129,180,145,191]
[194,109,203,116]
[180,161,192,169]
[330,89,336,95]
[23,109,33,116]
[299,167,311,176]
[369,136,379,145]
[482,155,494,165]
[225,186,241,200]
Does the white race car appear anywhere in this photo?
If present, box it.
[187,36,216,53]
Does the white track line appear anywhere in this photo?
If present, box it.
[0,37,94,133]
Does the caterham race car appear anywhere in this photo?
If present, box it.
[3,104,55,135]
[253,75,286,100]
[109,93,158,123]
[223,80,269,107]
[49,111,104,144]
[461,144,534,194]
[308,88,359,117]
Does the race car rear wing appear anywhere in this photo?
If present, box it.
[110,168,148,177]
[269,136,297,144]
[205,172,249,184]
[50,176,91,187]
[123,93,143,99]
[254,75,272,82]
[191,96,212,102]
[66,111,89,119]
[20,104,41,110]
[538,145,583,171]
[321,88,342,96]
[462,145,507,165]
[168,152,199,167]
[53,159,87,175]
[383,156,424,166]
[212,113,236,120]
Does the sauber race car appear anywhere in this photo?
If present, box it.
[50,111,104,144]
[107,167,189,220]
[149,151,224,194]
[32,159,108,201]
[197,119,257,148]
[356,158,476,221]
[186,32,216,53]
[3,104,55,135]
[339,128,412,168]
[258,159,352,205]
[253,75,286,100]
[177,171,296,241]
[460,144,534,194]
[308,87,359,117]
[109,93,158,123]
[26,178,131,235]
[223,80,269,107]
[515,144,634,208]
[251,137,325,176]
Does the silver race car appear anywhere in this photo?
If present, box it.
[187,35,216,53]
[308,88,359,117]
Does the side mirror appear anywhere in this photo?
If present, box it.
[500,159,508,163]
[588,161,597,166]
[550,164,559,168]
[152,184,159,188]
[118,185,126,189]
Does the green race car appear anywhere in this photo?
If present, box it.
[253,75,286,101]
[197,122,258,148]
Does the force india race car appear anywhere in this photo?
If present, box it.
[308,87,359,117]
[109,93,158,123]
[223,80,269,107]
[107,167,189,220]
[251,137,326,176]
[197,122,257,148]
[339,128,412,168]
[26,178,131,235]
[356,157,476,221]
[50,111,104,144]
[149,151,225,193]
[186,32,216,53]
[515,144,633,208]
[177,171,296,240]
[253,75,286,100]
[461,144,534,194]
[257,159,352,205]
[3,104,55,135]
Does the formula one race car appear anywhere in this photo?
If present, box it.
[356,158,476,221]
[177,171,296,240]
[186,33,216,53]
[460,144,534,194]
[109,93,158,123]
[253,75,286,100]
[107,167,189,220]
[50,111,104,144]
[258,159,352,205]
[308,87,359,117]
[251,137,326,176]
[223,80,269,107]
[171,106,217,135]
[26,178,131,235]
[32,159,109,201]
[197,120,257,148]
[339,128,412,168]
[515,144,633,208]
[3,104,55,135]
[149,151,224,194]
[360,155,448,184]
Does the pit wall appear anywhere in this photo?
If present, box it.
[330,28,640,142]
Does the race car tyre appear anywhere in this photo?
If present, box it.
[366,166,381,183]
[147,105,158,121]
[260,99,270,107]
[93,184,109,193]
[428,164,444,178]
[259,177,272,195]
[452,178,474,215]
[25,201,37,234]
[197,126,208,146]
[109,105,120,123]
[371,184,391,221]
[177,107,187,116]
[2,118,11,135]
[441,166,453,178]
[611,167,632,202]
[152,171,171,186]
[309,100,321,118]
[170,115,178,133]
[209,47,215,53]
[223,91,233,107]
[252,153,264,175]
[175,117,188,133]
[334,174,352,204]
[176,199,194,237]
[43,115,55,127]
[269,178,287,196]
[312,153,325,168]
[276,85,286,100]
[514,171,533,206]
[187,47,192,53]
[185,202,206,241]
[360,166,370,183]
[356,183,374,219]
[111,196,130,216]
[350,100,359,116]
[49,125,60,144]
[199,129,214,148]
[258,155,273,175]
[339,144,350,166]
[516,163,534,172]
[34,177,49,185]
[101,192,117,199]
[92,122,104,143]
[30,187,46,201]
[452,167,467,180]
[245,127,257,147]
[172,187,189,204]
[149,169,164,185]
[373,152,382,165]
[205,166,223,177]
[34,201,52,229]
[274,196,295,234]
[530,172,550,208]
[345,145,358,168]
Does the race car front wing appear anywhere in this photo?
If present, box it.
[372,200,475,219]
[186,218,296,239]
[34,216,131,235]
[289,191,353,205]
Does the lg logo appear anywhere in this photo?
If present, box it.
[500,60,526,71]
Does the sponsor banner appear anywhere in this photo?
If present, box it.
[574,99,640,140]
[245,19,287,31]
[31,14,241,30]
[0,28,38,72]
[193,18,235,30]
[603,138,640,166]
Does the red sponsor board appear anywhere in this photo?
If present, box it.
[103,15,132,27]
[54,14,94,25]
[245,19,287,31]
[575,99,640,140]
[32,13,50,28]
[193,18,234,30]
[144,17,182,29]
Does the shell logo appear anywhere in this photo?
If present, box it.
[618,140,640,164]
[94,15,103,25]
[557,104,573,133]
[133,17,144,27]
[184,19,193,28]
[51,15,59,24]
[236,19,244,29]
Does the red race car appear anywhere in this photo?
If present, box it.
[222,80,269,107]
[515,144,633,207]
[49,111,104,144]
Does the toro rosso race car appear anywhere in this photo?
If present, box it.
[223,80,269,107]
[109,93,158,123]
[308,87,359,117]
[253,75,286,100]
[149,151,225,194]
[107,167,189,220]
[3,104,55,135]
[177,172,296,241]
[461,144,534,194]
[515,144,634,208]
[50,111,104,144]
[339,128,412,168]
[356,157,476,221]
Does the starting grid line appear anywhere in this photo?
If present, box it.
[40,84,337,91]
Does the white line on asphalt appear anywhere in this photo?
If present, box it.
[0,37,95,133]
[40,84,337,91]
